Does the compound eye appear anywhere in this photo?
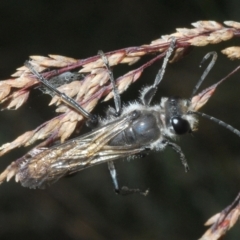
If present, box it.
[171,117,190,135]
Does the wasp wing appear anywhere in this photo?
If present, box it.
[12,114,144,188]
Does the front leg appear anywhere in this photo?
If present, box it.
[140,38,176,106]
[164,140,189,172]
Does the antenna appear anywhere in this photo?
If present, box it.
[189,111,240,138]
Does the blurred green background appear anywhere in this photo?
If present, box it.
[0,0,240,239]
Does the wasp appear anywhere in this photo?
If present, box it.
[0,39,240,195]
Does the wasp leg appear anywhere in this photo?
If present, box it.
[165,141,189,172]
[141,38,176,106]
[25,61,98,127]
[98,50,122,116]
[107,161,149,196]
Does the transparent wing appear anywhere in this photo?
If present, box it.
[15,114,145,189]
